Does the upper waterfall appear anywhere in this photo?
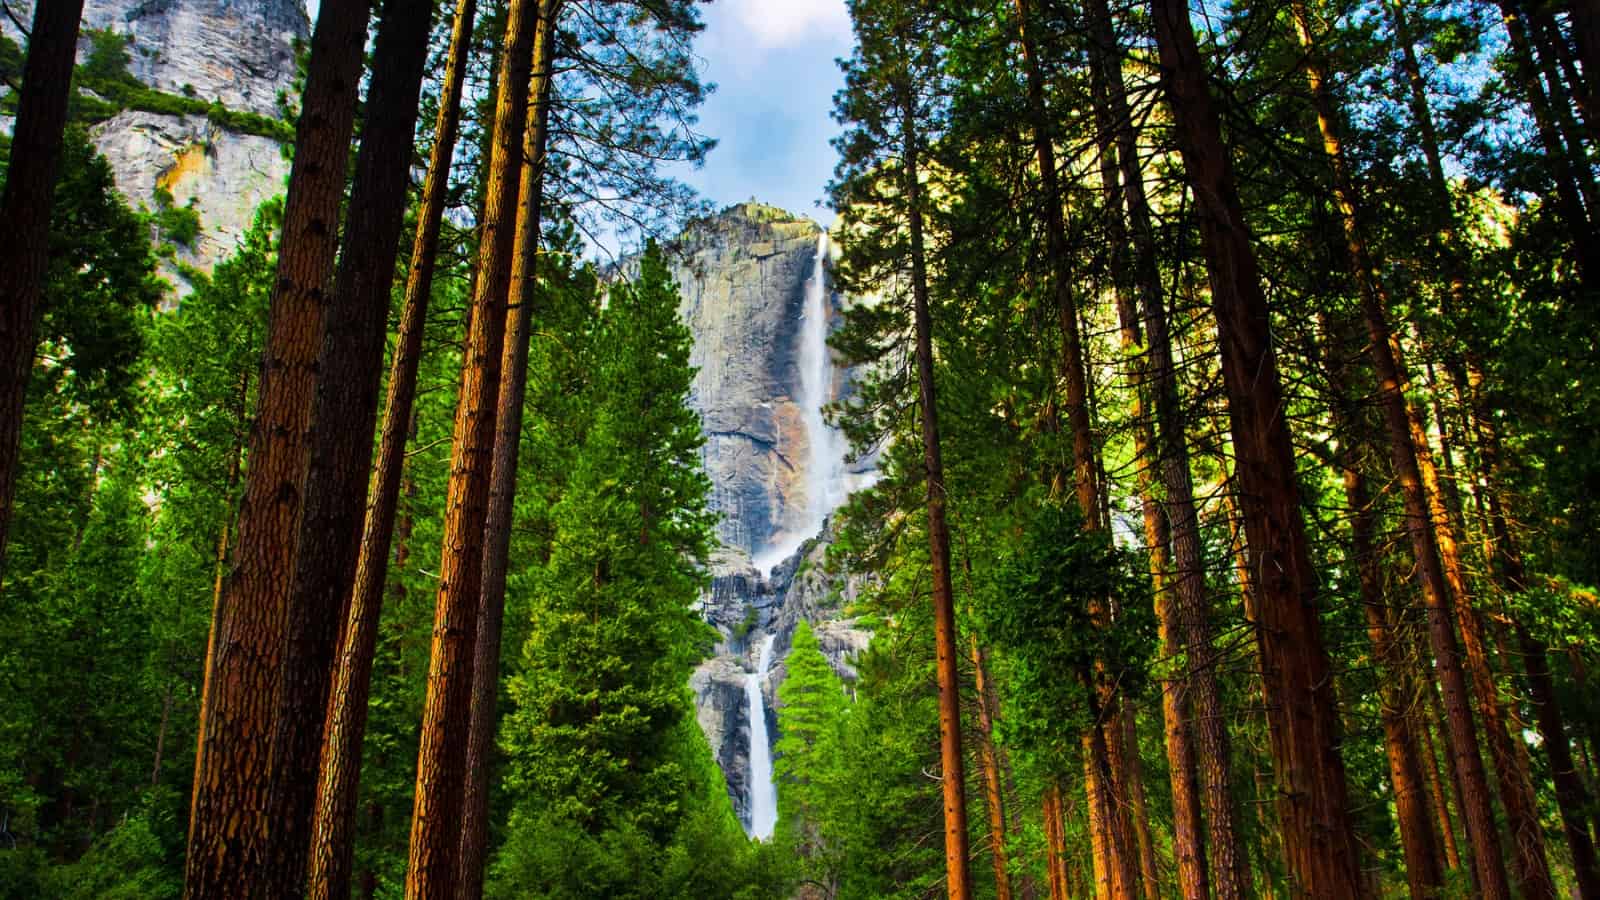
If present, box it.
[753,232,848,572]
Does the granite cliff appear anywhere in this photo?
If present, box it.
[4,0,305,279]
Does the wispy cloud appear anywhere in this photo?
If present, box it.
[720,0,851,48]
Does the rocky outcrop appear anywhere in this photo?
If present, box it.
[90,111,290,276]
[666,203,827,559]
[77,0,306,118]
[4,0,304,277]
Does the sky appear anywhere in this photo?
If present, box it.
[666,0,854,227]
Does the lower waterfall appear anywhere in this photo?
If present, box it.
[745,633,779,839]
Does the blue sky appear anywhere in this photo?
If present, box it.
[667,0,853,227]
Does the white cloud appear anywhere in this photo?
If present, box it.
[722,0,851,48]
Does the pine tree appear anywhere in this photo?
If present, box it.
[774,621,849,859]
[498,241,713,862]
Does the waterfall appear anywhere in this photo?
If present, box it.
[745,633,779,839]
[754,230,848,573]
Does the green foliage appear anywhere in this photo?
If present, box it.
[151,188,202,248]
[494,241,728,892]
[773,622,849,875]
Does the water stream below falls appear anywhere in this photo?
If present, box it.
[745,633,778,839]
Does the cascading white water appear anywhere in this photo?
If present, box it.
[745,633,779,839]
[753,231,849,573]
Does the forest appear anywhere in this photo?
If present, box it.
[1,0,1598,895]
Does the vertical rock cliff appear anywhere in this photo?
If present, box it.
[4,0,305,277]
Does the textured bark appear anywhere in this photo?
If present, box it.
[404,0,538,887]
[306,2,477,897]
[1088,1,1249,892]
[972,638,1014,900]
[455,4,560,896]
[1416,688,1463,873]
[1460,366,1600,897]
[900,78,974,900]
[183,0,370,890]
[1287,5,1510,896]
[1148,0,1365,891]
[1043,785,1070,900]
[306,0,478,893]
[262,0,436,891]
[0,0,87,574]
[1393,7,1597,887]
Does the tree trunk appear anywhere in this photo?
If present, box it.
[189,421,244,844]
[455,4,560,897]
[1043,785,1070,900]
[1460,364,1600,897]
[404,0,538,887]
[183,0,370,890]
[306,0,478,893]
[152,682,176,788]
[1148,0,1366,891]
[972,638,1014,900]
[899,74,974,900]
[1089,3,1252,893]
[1288,4,1514,896]
[262,0,435,890]
[0,0,87,574]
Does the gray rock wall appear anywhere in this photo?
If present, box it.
[4,0,304,280]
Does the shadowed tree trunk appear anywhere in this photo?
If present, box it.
[1147,0,1365,891]
[404,0,539,888]
[182,0,370,889]
[1012,4,1138,892]
[262,0,437,889]
[0,0,88,574]
[306,0,479,893]
[971,637,1014,900]
[455,3,561,896]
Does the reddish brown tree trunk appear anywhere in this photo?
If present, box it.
[455,4,560,897]
[190,420,244,844]
[1043,785,1070,900]
[306,0,479,894]
[899,75,974,900]
[404,0,539,887]
[972,638,1014,900]
[0,0,87,574]
[1012,4,1138,891]
[1148,0,1365,891]
[263,0,436,890]
[1329,416,1445,897]
[183,0,370,890]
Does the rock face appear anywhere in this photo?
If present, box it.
[672,204,877,829]
[667,203,827,560]
[78,0,307,117]
[91,111,291,276]
[4,0,304,277]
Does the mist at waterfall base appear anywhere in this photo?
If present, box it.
[741,232,849,840]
